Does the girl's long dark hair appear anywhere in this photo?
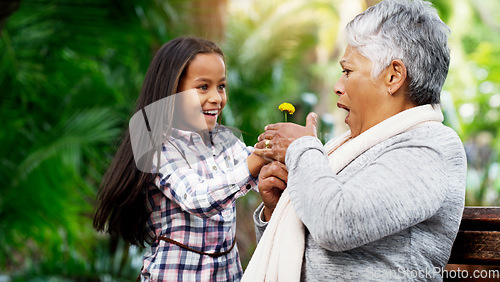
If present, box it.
[93,37,224,246]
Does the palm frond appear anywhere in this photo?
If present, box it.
[13,108,121,185]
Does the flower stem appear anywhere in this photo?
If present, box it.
[285,113,287,122]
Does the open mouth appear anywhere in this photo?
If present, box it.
[337,102,350,112]
[337,103,350,122]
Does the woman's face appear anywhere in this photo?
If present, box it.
[334,46,394,138]
[174,53,227,132]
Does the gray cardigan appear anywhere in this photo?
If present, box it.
[253,123,466,281]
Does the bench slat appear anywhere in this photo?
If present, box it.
[448,231,500,265]
[459,207,500,231]
[448,207,500,265]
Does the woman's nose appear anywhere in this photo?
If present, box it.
[333,78,344,97]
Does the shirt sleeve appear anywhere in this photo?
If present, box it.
[285,136,449,252]
[154,140,257,219]
[233,143,260,193]
[224,132,259,193]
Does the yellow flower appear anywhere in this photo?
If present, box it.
[278,103,295,115]
[279,102,295,122]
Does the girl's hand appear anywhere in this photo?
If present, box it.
[247,152,271,178]
[258,161,288,221]
[254,112,317,163]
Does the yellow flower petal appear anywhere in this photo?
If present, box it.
[278,102,295,115]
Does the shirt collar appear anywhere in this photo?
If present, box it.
[170,125,239,147]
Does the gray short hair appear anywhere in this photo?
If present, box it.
[345,0,450,105]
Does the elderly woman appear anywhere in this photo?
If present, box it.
[243,0,467,281]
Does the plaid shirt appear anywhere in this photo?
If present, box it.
[141,126,258,281]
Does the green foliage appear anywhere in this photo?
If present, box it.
[434,0,500,205]
[0,0,159,278]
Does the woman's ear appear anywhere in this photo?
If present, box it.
[386,59,407,95]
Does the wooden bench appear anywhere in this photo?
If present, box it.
[444,207,500,280]
[448,207,500,265]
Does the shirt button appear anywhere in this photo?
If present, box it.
[183,194,187,199]
[246,184,251,189]
[212,166,217,171]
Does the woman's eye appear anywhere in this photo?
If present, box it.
[342,69,351,76]
[218,84,226,91]
[198,85,208,91]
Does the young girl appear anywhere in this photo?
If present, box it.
[93,37,267,281]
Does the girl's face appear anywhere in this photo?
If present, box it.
[174,53,227,132]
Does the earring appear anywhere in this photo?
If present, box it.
[388,89,392,95]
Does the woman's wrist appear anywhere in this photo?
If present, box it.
[262,206,274,222]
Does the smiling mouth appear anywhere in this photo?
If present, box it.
[202,109,219,116]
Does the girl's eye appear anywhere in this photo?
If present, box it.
[198,85,208,91]
[218,84,226,91]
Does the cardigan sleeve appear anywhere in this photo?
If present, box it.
[285,136,450,252]
[253,203,268,243]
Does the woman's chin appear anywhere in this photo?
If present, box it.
[344,116,352,129]
[345,120,360,138]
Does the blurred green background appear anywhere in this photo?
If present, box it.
[1,0,499,280]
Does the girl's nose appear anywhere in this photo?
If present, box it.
[333,78,344,97]
[208,88,222,104]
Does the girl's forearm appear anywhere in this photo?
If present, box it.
[247,153,268,177]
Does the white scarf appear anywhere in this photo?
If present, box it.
[242,104,443,282]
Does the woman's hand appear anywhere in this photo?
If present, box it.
[254,112,317,163]
[258,161,288,221]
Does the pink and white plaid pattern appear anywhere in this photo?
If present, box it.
[141,126,258,281]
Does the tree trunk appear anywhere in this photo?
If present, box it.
[189,0,227,43]
[365,0,380,8]
[0,0,21,35]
